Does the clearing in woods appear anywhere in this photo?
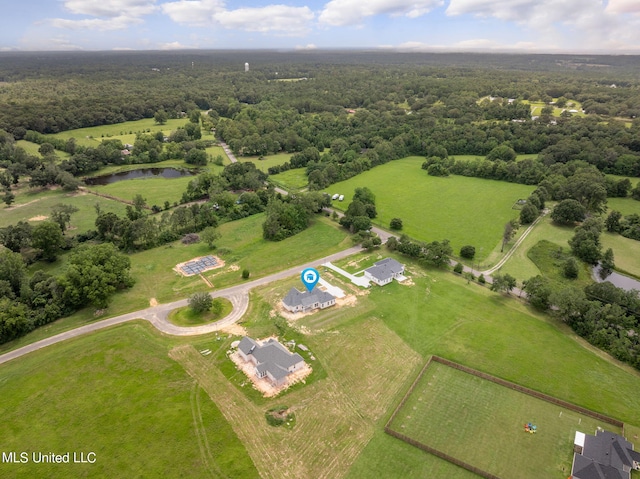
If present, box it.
[388,360,621,479]
[171,315,422,479]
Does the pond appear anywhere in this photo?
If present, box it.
[592,264,640,294]
[85,167,197,186]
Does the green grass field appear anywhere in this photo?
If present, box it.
[45,118,190,147]
[239,153,292,173]
[324,157,534,262]
[4,252,640,478]
[1,188,127,235]
[87,175,195,207]
[0,322,259,479]
[389,361,618,478]
[269,167,308,190]
[167,298,233,326]
[15,140,71,160]
[3,213,350,355]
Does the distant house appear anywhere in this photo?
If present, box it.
[237,336,305,387]
[572,430,640,479]
[364,258,405,286]
[282,287,336,313]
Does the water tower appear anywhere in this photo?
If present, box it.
[244,62,249,72]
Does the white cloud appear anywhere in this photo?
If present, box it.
[50,16,144,31]
[446,0,598,27]
[162,1,314,34]
[50,0,156,31]
[295,43,317,50]
[161,0,225,27]
[319,0,443,26]
[393,39,549,52]
[214,5,314,34]
[62,0,157,18]
[606,0,640,14]
[158,41,196,49]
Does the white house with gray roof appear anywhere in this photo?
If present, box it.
[237,336,305,387]
[364,258,405,286]
[282,287,336,313]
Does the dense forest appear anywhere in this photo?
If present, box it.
[2,50,640,368]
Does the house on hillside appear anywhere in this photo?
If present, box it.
[237,336,306,387]
[364,258,405,286]
[572,429,640,479]
[282,287,336,313]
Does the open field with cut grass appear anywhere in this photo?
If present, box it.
[87,175,195,207]
[269,167,308,190]
[344,259,640,478]
[167,298,233,326]
[171,278,423,479]
[1,188,127,234]
[389,360,619,479]
[498,206,640,281]
[0,322,259,479]
[324,157,534,262]
[45,118,189,147]
[16,140,71,160]
[602,232,640,279]
[239,153,292,173]
[3,251,640,478]
[608,196,640,217]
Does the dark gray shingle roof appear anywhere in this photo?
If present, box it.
[365,257,404,281]
[283,287,335,309]
[238,337,304,381]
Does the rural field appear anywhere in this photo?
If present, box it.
[239,153,292,173]
[268,167,308,190]
[2,254,640,478]
[324,157,534,262]
[0,322,259,479]
[1,187,128,235]
[389,360,619,479]
[45,118,190,147]
[1,213,350,355]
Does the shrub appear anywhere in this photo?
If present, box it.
[181,233,200,244]
[478,274,486,284]
[390,217,403,230]
[242,269,250,279]
[459,245,476,259]
[563,258,579,279]
[188,292,212,313]
[453,262,464,274]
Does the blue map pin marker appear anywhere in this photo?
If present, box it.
[301,268,320,292]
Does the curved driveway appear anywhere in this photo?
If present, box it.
[0,246,362,365]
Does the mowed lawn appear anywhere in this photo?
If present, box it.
[269,167,308,190]
[0,323,259,479]
[1,188,127,235]
[324,157,534,261]
[239,153,292,173]
[346,262,640,478]
[390,361,618,479]
[87,175,195,207]
[45,118,189,147]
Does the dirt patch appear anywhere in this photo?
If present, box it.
[149,298,158,307]
[173,255,225,277]
[6,199,41,210]
[227,264,240,272]
[28,215,48,221]
[220,323,247,336]
[400,277,415,286]
[229,342,312,398]
[336,294,358,307]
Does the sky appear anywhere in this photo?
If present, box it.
[2,0,640,53]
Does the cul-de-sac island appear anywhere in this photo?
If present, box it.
[1,51,640,479]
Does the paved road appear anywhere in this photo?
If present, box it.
[219,141,237,163]
[0,245,363,366]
